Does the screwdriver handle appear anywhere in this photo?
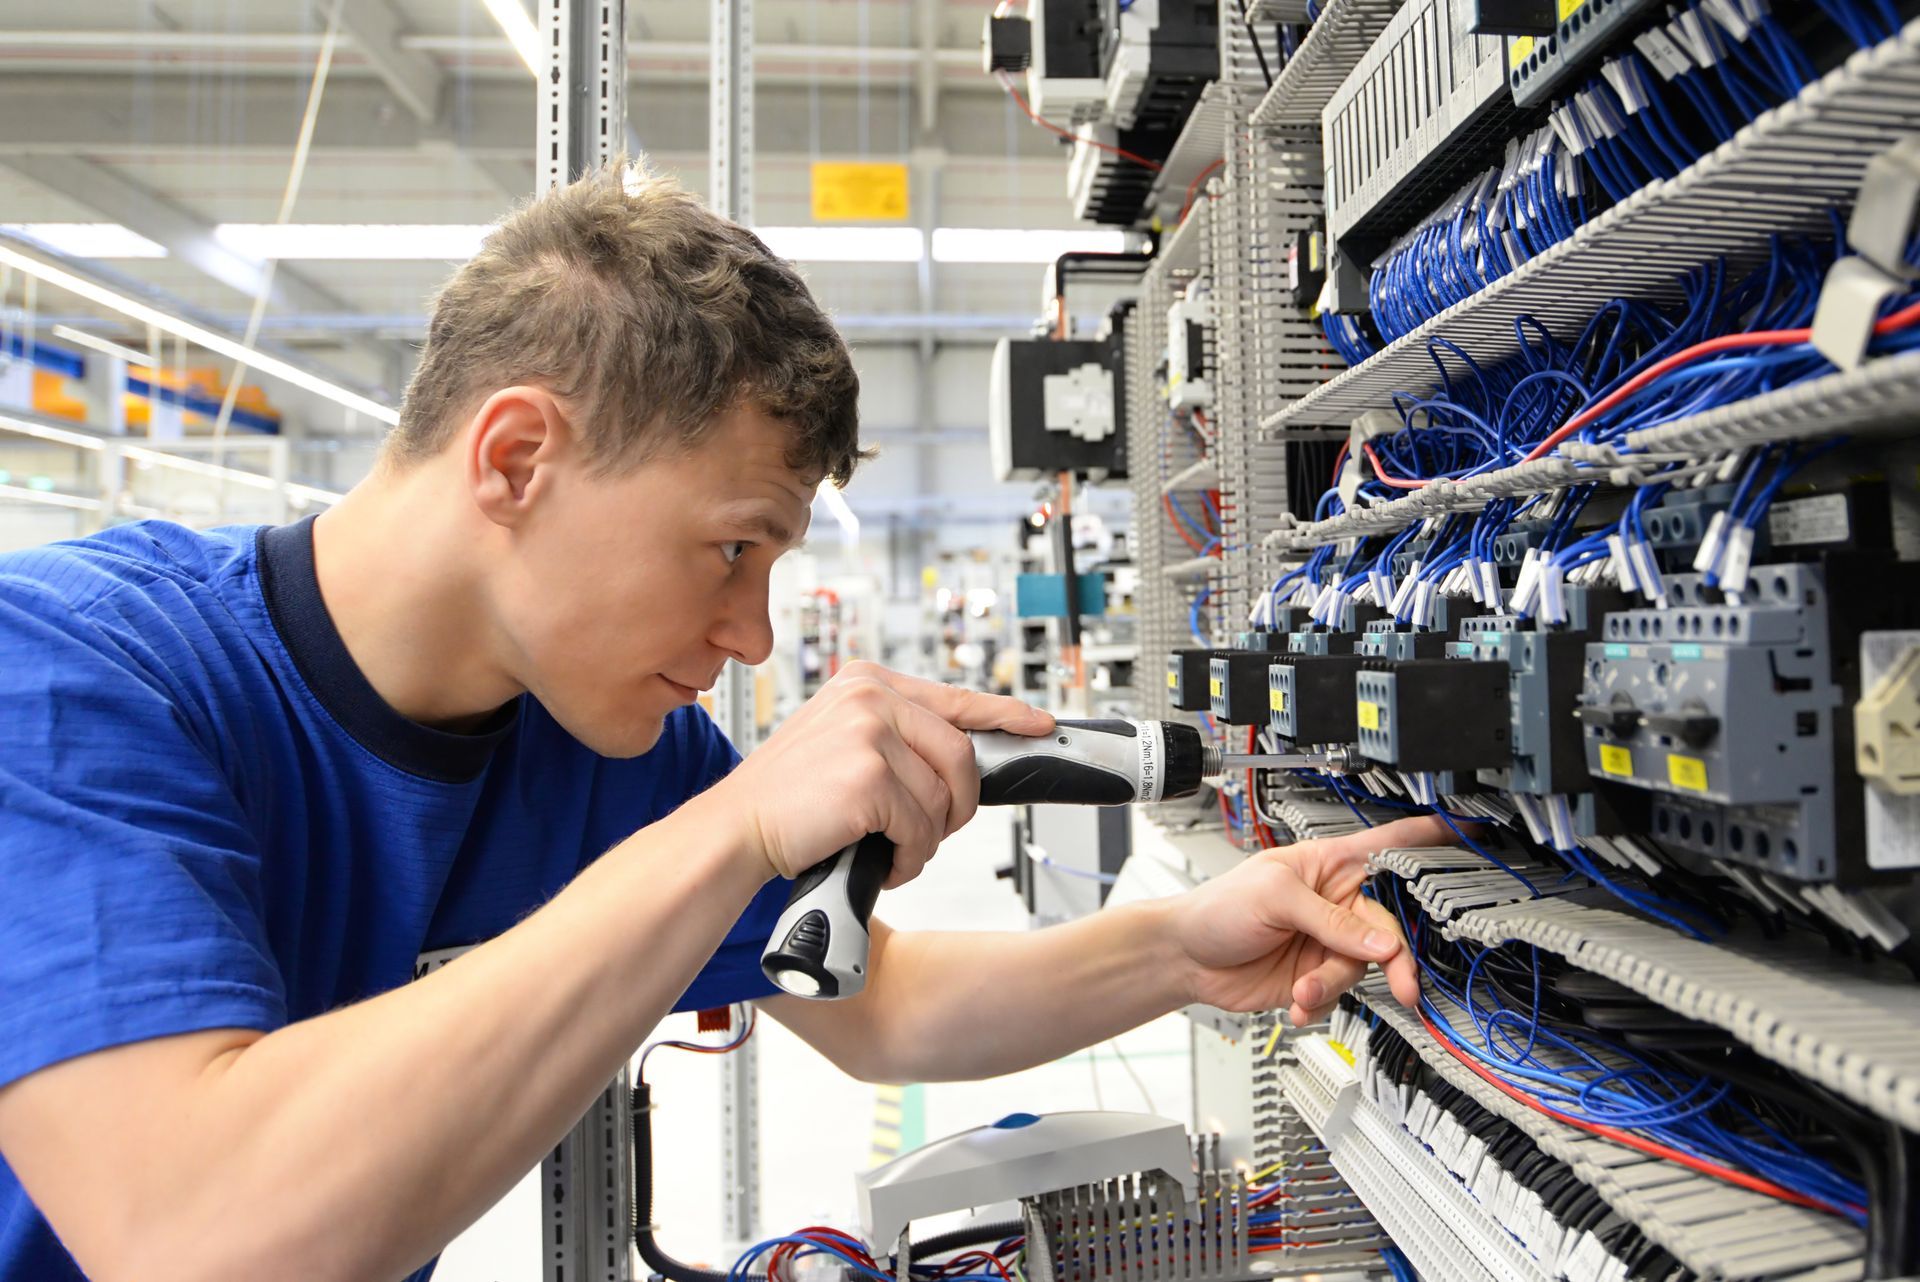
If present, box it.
[759,719,1209,1001]
[972,718,1210,806]
[760,832,892,1000]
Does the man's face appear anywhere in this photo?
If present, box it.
[496,404,815,757]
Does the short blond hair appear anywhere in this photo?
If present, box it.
[391,163,864,485]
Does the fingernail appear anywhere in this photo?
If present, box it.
[1298,977,1325,1006]
[1363,930,1394,955]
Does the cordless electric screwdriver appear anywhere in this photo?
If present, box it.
[758,717,1342,1000]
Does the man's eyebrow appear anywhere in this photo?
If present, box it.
[722,512,799,546]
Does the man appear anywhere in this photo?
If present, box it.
[0,165,1441,1282]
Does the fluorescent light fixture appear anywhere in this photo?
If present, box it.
[0,413,347,507]
[0,414,103,451]
[0,224,167,259]
[0,480,100,512]
[4,222,1130,268]
[930,228,1131,264]
[0,244,399,425]
[755,227,925,264]
[482,0,543,75]
[215,223,493,261]
[815,481,860,539]
[49,324,152,365]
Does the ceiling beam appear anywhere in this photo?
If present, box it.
[0,75,1059,164]
[333,0,443,123]
[0,30,993,88]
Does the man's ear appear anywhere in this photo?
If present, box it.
[465,386,573,527]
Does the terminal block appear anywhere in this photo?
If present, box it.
[1168,648,1213,713]
[1234,625,1295,652]
[1355,659,1513,773]
[1269,654,1362,746]
[1209,652,1274,726]
[1286,603,1389,658]
[1356,619,1449,662]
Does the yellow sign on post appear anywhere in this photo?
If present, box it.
[811,162,911,222]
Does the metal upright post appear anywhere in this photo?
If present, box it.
[536,5,636,1280]
[708,0,763,1252]
[539,0,628,193]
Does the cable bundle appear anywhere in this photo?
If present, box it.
[1370,881,1920,1275]
[1335,235,1920,520]
[1366,130,1583,344]
[1347,0,1901,350]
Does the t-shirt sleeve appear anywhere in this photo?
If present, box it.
[0,581,287,1092]
[667,705,790,1011]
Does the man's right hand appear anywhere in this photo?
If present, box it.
[703,661,1053,887]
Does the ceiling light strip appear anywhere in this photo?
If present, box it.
[0,242,400,426]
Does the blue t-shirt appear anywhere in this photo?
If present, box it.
[0,517,787,1281]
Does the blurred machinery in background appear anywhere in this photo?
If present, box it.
[982,0,1920,1277]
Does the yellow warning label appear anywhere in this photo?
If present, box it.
[810,161,910,222]
[1510,35,1535,68]
[1357,700,1381,731]
[1667,753,1709,792]
[1167,670,1178,690]
[1598,743,1632,777]
[1270,688,1287,713]
[1209,677,1223,699]
[1559,0,1586,18]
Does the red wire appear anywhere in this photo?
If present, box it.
[1329,440,1348,490]
[1163,492,1207,552]
[996,73,1164,172]
[1364,299,1920,488]
[1179,158,1225,223]
[938,1252,1013,1281]
[1416,1006,1864,1220]
[1246,725,1277,847]
[1363,441,1428,490]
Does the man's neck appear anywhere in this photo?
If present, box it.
[308,466,524,731]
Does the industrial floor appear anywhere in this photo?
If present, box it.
[436,808,1195,1281]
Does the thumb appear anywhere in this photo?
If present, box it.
[1291,889,1402,964]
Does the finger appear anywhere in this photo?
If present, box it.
[1275,814,1463,879]
[1280,881,1402,966]
[1287,1000,1333,1028]
[874,777,940,889]
[882,694,982,835]
[1356,895,1421,1008]
[1292,951,1369,1017]
[851,663,1055,735]
[878,729,954,844]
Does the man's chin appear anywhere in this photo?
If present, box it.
[569,715,668,759]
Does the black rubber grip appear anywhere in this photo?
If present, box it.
[1054,718,1137,736]
[844,831,891,921]
[978,757,1135,806]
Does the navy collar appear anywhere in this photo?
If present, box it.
[257,516,518,783]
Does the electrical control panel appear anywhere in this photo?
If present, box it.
[1007,1,1920,1276]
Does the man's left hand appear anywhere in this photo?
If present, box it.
[1167,815,1455,1027]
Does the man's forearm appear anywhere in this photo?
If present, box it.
[74,795,766,1282]
[845,903,1193,1084]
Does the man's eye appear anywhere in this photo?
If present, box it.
[721,541,750,565]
